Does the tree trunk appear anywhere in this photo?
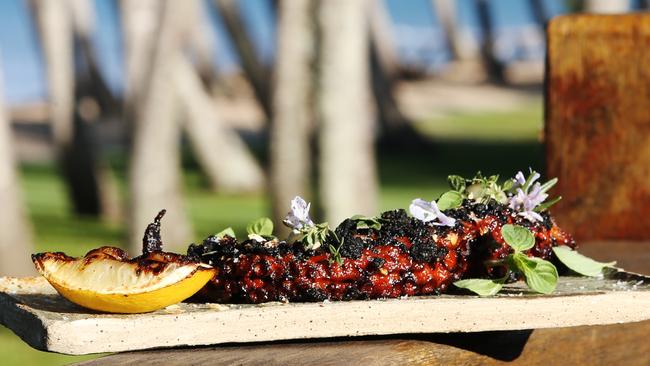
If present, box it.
[32,0,119,219]
[175,54,265,193]
[432,0,469,61]
[318,0,378,225]
[270,0,315,232]
[475,0,506,84]
[368,1,404,130]
[0,68,35,276]
[368,1,399,80]
[212,0,271,118]
[120,0,159,110]
[585,0,630,12]
[128,0,192,254]
[185,0,218,87]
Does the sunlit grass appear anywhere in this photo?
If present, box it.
[414,105,543,142]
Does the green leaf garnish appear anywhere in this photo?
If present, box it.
[539,177,558,193]
[299,222,331,250]
[534,196,562,212]
[215,227,236,239]
[448,175,466,192]
[437,191,463,211]
[350,215,382,230]
[328,243,344,266]
[552,246,616,277]
[454,278,504,296]
[511,253,558,294]
[246,217,274,237]
[501,224,535,252]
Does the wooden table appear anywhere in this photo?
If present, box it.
[77,242,650,365]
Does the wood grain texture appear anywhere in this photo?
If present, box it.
[545,14,650,241]
[75,321,650,366]
[1,269,650,355]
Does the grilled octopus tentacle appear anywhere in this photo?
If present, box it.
[187,200,575,304]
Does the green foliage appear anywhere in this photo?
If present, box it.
[552,246,616,277]
[215,227,236,239]
[511,253,558,294]
[455,225,558,296]
[246,217,274,237]
[350,215,382,230]
[328,243,344,266]
[298,223,331,251]
[447,175,466,192]
[453,278,504,296]
[501,224,535,252]
[448,172,510,205]
[436,191,463,211]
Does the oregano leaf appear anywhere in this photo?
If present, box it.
[246,217,274,237]
[437,191,464,211]
[501,224,535,252]
[215,227,236,239]
[454,278,504,296]
[512,253,558,294]
[552,246,616,277]
[350,215,382,230]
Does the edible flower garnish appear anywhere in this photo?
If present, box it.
[409,199,456,227]
[283,196,315,232]
[282,196,336,253]
[445,169,561,223]
[507,169,559,223]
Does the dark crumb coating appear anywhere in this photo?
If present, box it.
[189,201,576,304]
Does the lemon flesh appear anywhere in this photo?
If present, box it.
[34,253,215,313]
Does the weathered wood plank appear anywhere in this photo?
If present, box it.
[75,321,650,366]
[1,269,649,355]
[545,14,650,241]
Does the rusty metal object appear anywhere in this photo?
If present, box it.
[545,14,650,241]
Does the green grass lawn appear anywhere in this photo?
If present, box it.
[1,106,543,365]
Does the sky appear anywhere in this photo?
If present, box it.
[0,0,587,105]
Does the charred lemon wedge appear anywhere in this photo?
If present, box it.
[31,210,216,313]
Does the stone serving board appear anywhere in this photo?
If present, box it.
[1,271,649,355]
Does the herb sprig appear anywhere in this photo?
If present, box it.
[454,224,558,295]
[455,224,618,296]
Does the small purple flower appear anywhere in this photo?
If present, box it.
[409,199,456,227]
[283,196,315,231]
[508,172,548,223]
[514,171,527,187]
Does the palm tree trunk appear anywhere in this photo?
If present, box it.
[270,0,315,232]
[128,0,193,254]
[0,68,35,276]
[318,0,378,225]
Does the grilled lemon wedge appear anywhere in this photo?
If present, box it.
[31,210,215,313]
[32,247,215,313]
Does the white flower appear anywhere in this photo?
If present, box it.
[409,199,456,227]
[283,196,314,231]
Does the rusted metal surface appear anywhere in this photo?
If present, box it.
[545,14,650,241]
